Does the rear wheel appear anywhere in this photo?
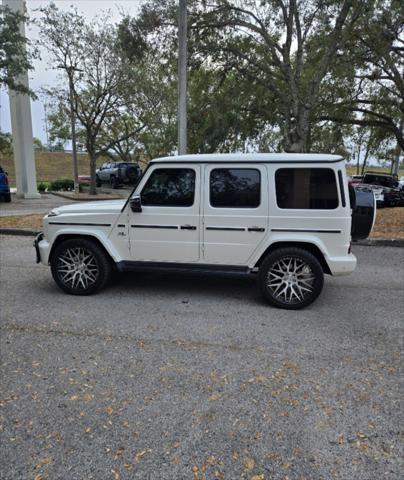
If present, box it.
[4,193,11,202]
[110,176,118,189]
[50,238,111,295]
[258,247,324,309]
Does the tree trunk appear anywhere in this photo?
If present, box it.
[284,106,312,153]
[284,122,310,152]
[89,151,97,195]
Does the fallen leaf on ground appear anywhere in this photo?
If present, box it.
[244,457,255,470]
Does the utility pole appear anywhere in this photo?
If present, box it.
[178,0,187,155]
[43,100,49,147]
[68,68,79,193]
[58,65,80,193]
[4,0,40,198]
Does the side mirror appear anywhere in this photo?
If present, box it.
[130,195,142,212]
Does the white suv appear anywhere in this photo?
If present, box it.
[34,154,375,309]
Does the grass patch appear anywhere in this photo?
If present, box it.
[346,165,404,177]
[0,151,150,185]
[0,214,43,230]
[371,207,404,239]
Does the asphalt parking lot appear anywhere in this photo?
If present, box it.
[0,236,403,480]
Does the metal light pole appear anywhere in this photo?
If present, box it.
[178,0,187,155]
[68,69,79,193]
[58,65,80,193]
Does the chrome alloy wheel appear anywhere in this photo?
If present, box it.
[55,247,99,290]
[266,256,315,305]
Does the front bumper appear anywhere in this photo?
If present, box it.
[33,232,50,264]
[33,232,43,263]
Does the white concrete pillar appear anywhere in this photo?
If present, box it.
[3,0,40,199]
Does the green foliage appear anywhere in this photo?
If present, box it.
[38,0,403,173]
[0,5,36,95]
[49,178,74,191]
[0,131,12,155]
[37,181,50,192]
[33,137,45,151]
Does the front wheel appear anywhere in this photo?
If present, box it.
[50,238,111,295]
[96,175,101,187]
[258,247,324,309]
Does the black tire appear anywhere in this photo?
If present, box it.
[110,176,118,189]
[96,175,101,188]
[50,238,112,295]
[258,247,324,310]
[4,193,11,202]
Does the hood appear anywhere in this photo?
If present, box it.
[50,199,126,216]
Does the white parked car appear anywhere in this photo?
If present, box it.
[34,153,375,309]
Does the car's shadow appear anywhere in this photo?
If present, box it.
[110,270,262,303]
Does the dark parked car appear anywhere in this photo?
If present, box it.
[0,165,11,202]
[96,162,142,189]
[361,172,403,207]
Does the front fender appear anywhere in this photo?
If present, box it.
[46,227,123,264]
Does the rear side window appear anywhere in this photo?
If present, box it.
[210,168,260,208]
[141,168,195,207]
[275,168,339,209]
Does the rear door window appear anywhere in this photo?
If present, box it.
[275,168,339,209]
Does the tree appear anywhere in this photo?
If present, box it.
[0,130,12,155]
[38,4,146,194]
[322,0,404,152]
[131,0,367,153]
[118,9,263,155]
[0,4,36,95]
[33,137,45,151]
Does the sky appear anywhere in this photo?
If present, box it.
[0,0,145,143]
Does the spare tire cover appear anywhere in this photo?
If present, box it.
[350,185,376,241]
[126,165,139,179]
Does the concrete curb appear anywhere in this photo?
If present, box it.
[354,238,404,248]
[49,191,122,201]
[0,228,40,236]
[1,228,404,247]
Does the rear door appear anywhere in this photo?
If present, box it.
[202,164,268,265]
[129,164,201,262]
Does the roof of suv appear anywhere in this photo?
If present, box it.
[152,153,344,164]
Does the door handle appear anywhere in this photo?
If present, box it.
[248,227,265,232]
[180,225,197,230]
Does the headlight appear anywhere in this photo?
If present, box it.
[47,210,59,217]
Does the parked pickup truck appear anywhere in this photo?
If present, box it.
[96,162,142,189]
[362,172,403,207]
